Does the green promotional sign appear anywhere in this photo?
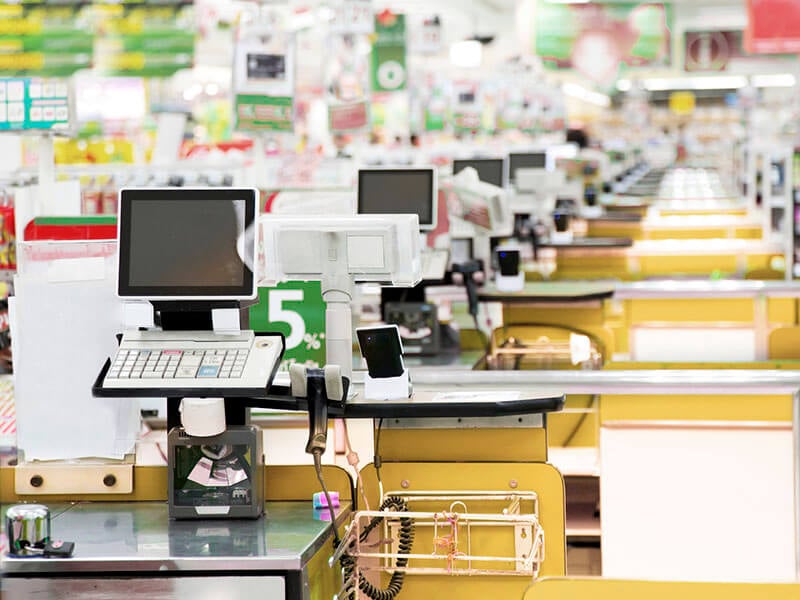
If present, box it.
[424,108,445,131]
[94,0,195,77]
[249,281,326,370]
[534,1,671,82]
[234,95,293,132]
[0,77,70,132]
[371,14,406,93]
[0,2,93,76]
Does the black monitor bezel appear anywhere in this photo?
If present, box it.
[357,167,437,231]
[117,187,257,300]
[453,158,506,188]
[508,152,547,184]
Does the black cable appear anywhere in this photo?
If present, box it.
[472,313,493,369]
[562,394,597,448]
[313,449,341,547]
[374,417,384,487]
[340,496,414,600]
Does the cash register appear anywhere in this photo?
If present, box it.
[94,187,285,518]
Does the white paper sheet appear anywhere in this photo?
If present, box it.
[13,257,139,460]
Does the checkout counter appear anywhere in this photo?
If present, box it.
[6,164,800,599]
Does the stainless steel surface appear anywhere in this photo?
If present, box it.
[2,576,286,600]
[615,280,800,299]
[402,369,800,395]
[1,501,348,575]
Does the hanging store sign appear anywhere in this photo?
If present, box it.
[452,81,482,135]
[329,101,369,132]
[249,281,326,370]
[0,2,93,77]
[371,12,407,93]
[685,30,793,71]
[408,15,442,56]
[329,0,374,35]
[669,91,696,116]
[0,77,71,133]
[325,34,371,133]
[534,1,672,83]
[745,0,800,53]
[233,28,296,132]
[93,0,195,77]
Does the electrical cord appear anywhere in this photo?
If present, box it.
[472,313,493,370]
[340,495,414,600]
[374,418,384,501]
[562,394,598,447]
[313,449,341,547]
[342,418,371,511]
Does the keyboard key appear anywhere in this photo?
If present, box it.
[164,370,176,378]
[176,366,198,378]
[163,350,183,357]
[198,365,220,378]
[231,369,243,378]
[201,355,224,367]
[143,371,164,379]
[131,369,143,377]
[180,355,203,366]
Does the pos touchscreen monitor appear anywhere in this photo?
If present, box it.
[453,158,505,188]
[117,187,258,300]
[508,152,547,185]
[357,167,438,231]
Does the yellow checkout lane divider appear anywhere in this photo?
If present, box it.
[531,239,783,281]
[587,215,762,241]
[523,578,800,600]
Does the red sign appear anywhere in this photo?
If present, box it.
[746,0,800,53]
[329,101,369,133]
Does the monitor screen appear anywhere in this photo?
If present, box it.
[509,152,547,184]
[357,168,437,231]
[118,188,257,300]
[453,158,505,188]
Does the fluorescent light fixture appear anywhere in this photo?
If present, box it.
[616,79,632,92]
[450,40,482,69]
[562,82,611,107]
[752,73,796,88]
[643,76,747,91]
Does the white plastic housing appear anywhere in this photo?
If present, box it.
[259,214,422,287]
[448,167,513,237]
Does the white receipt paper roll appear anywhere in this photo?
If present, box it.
[179,398,226,437]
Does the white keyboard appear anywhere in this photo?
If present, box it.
[103,330,283,391]
[421,248,449,281]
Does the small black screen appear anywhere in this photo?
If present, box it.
[453,159,504,187]
[358,169,435,229]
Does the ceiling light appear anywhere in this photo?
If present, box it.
[751,73,796,88]
[643,76,747,91]
[450,40,482,69]
[562,82,611,107]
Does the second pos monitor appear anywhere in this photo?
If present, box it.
[357,167,437,231]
